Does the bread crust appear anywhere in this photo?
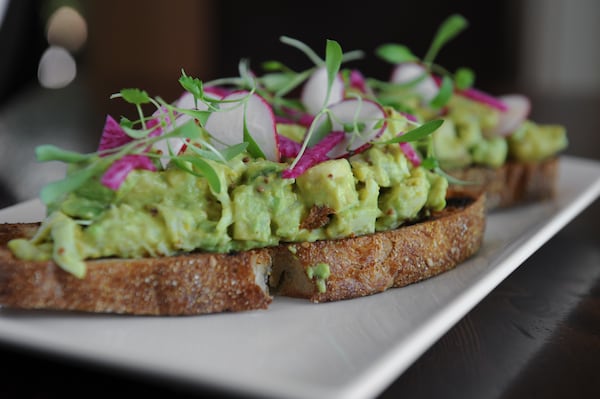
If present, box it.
[0,194,486,314]
[269,194,485,303]
[446,157,559,210]
[0,224,273,315]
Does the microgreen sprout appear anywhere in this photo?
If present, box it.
[374,13,475,109]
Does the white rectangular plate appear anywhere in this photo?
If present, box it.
[1,155,599,399]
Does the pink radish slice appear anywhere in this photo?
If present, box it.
[301,66,345,115]
[281,131,345,179]
[399,142,421,167]
[277,106,315,127]
[390,62,439,103]
[317,98,387,158]
[204,90,280,161]
[98,115,133,153]
[349,69,375,97]
[400,111,418,122]
[429,74,509,112]
[487,94,531,136]
[457,87,508,112]
[152,91,224,168]
[277,134,302,158]
[101,154,157,190]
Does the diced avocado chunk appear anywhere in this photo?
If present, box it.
[432,118,472,169]
[376,167,430,230]
[295,159,358,212]
[508,121,568,161]
[425,171,448,211]
[351,144,410,187]
[471,136,508,168]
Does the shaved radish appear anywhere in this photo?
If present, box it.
[301,66,345,115]
[98,115,133,153]
[399,142,421,167]
[277,134,302,158]
[348,69,374,97]
[282,131,345,179]
[487,94,531,136]
[400,111,418,122]
[276,106,314,127]
[101,154,156,190]
[458,87,508,112]
[204,91,280,161]
[428,74,509,112]
[150,91,224,168]
[175,89,223,110]
[148,111,187,168]
[390,63,439,102]
[316,98,387,158]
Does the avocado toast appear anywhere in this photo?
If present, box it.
[0,35,486,315]
[373,14,568,210]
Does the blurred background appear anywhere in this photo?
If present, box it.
[0,0,599,208]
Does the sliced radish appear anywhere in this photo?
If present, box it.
[348,69,375,97]
[281,131,345,179]
[98,115,133,153]
[277,106,314,127]
[399,142,421,167]
[301,66,345,115]
[314,98,387,158]
[175,89,223,111]
[277,134,302,158]
[457,86,508,112]
[101,154,156,190]
[150,90,225,168]
[390,62,439,103]
[486,94,531,136]
[204,90,280,161]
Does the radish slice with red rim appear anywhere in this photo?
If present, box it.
[315,98,387,158]
[204,90,280,161]
[390,62,439,103]
[457,86,508,112]
[282,131,345,178]
[399,142,421,167]
[301,66,345,115]
[151,91,223,168]
[487,94,531,136]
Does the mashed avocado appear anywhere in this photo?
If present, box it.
[8,144,447,277]
[418,96,568,169]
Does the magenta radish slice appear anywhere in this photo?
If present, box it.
[390,63,439,102]
[101,154,156,190]
[281,131,345,179]
[317,98,387,158]
[399,142,421,166]
[277,134,302,158]
[301,66,345,115]
[457,86,508,112]
[276,106,315,127]
[98,115,133,153]
[487,94,531,136]
[204,91,280,161]
[348,69,375,97]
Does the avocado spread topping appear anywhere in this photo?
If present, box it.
[8,36,450,278]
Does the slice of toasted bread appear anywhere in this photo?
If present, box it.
[269,194,485,303]
[446,157,559,210]
[0,194,485,314]
[0,224,273,315]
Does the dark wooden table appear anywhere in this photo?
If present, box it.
[0,86,598,399]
